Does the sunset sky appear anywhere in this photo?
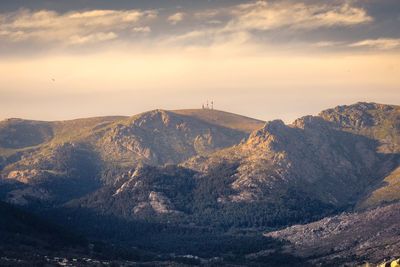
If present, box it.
[1,0,399,122]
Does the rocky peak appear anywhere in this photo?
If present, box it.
[261,119,286,133]
[291,115,328,130]
[122,109,172,129]
[247,120,286,144]
[319,102,379,128]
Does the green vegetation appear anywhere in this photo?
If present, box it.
[360,167,400,209]
[0,109,252,205]
[0,200,86,252]
[320,102,400,153]
[62,161,338,251]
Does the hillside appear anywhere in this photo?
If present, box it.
[181,104,399,208]
[0,200,172,266]
[319,102,400,153]
[64,103,400,243]
[170,109,265,134]
[358,166,400,209]
[1,102,400,265]
[0,109,257,205]
[265,201,400,266]
[0,200,87,265]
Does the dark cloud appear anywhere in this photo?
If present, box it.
[0,0,245,12]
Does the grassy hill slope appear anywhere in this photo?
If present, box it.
[171,109,265,134]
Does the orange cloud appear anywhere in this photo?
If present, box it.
[167,12,184,25]
[0,8,157,44]
[225,1,373,31]
[349,38,400,50]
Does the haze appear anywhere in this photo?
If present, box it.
[1,0,399,122]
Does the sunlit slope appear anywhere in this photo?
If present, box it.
[80,103,400,230]
[319,102,400,153]
[0,116,127,154]
[0,109,252,205]
[171,109,265,134]
[359,167,400,209]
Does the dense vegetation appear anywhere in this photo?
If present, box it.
[37,161,338,263]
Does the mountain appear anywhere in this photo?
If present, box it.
[171,109,265,134]
[265,201,400,266]
[319,102,400,154]
[1,102,400,265]
[0,200,87,265]
[359,166,400,209]
[0,109,260,205]
[54,103,398,243]
[181,102,399,208]
[0,200,174,266]
[62,103,399,238]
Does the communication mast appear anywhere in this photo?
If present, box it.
[201,100,214,110]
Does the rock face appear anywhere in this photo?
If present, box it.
[183,103,400,208]
[72,164,195,216]
[63,103,400,242]
[1,102,399,266]
[378,258,400,267]
[319,102,400,154]
[95,109,248,166]
[0,109,256,205]
[265,202,400,266]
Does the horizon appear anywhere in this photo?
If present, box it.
[1,101,398,125]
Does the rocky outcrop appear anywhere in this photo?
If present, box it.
[74,164,194,216]
[378,258,400,267]
[183,103,395,207]
[320,102,400,153]
[97,109,247,167]
[6,187,52,205]
[1,109,254,205]
[265,202,400,266]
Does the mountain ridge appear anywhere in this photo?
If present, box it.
[1,102,400,265]
[67,103,400,235]
[0,108,261,205]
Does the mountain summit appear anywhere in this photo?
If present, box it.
[0,109,264,204]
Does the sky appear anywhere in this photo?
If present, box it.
[0,0,399,123]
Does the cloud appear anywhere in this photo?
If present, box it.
[349,38,400,50]
[0,1,384,52]
[207,20,222,25]
[132,26,151,33]
[0,8,157,44]
[69,32,117,45]
[158,1,375,49]
[313,41,343,47]
[224,1,373,32]
[195,9,220,20]
[167,12,184,25]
